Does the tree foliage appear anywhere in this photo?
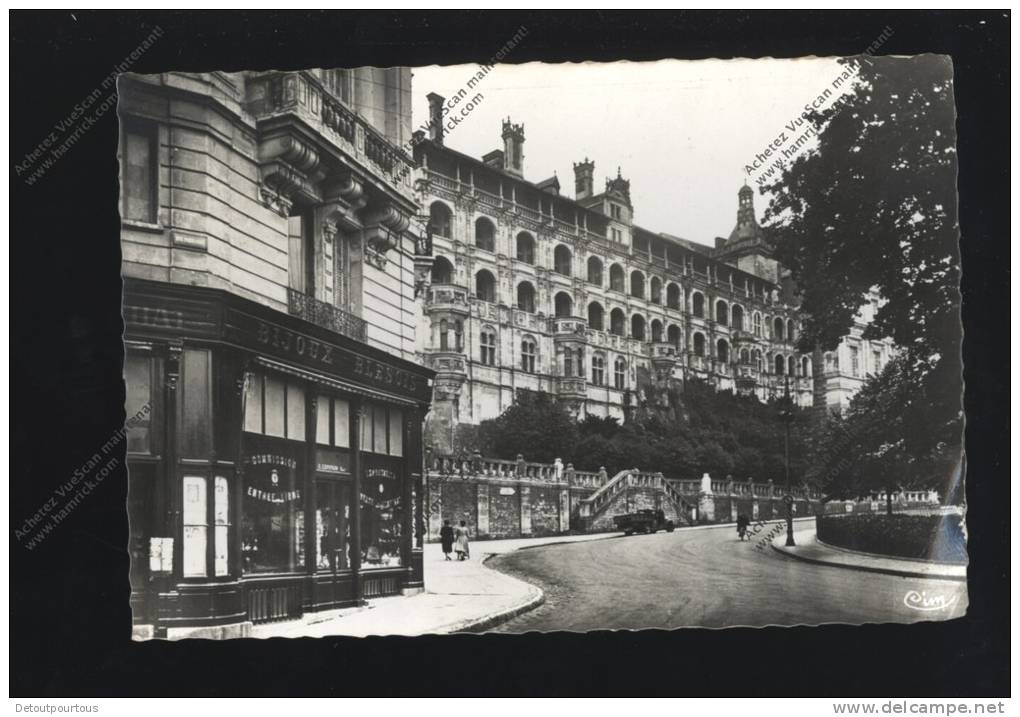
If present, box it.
[472,380,813,485]
[761,55,963,497]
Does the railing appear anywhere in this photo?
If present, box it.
[250,71,415,196]
[550,316,588,336]
[556,377,587,396]
[425,283,470,311]
[287,288,366,341]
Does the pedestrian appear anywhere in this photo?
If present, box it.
[736,513,750,541]
[455,520,471,561]
[440,520,455,561]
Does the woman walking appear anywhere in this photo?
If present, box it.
[454,520,471,561]
[439,520,455,561]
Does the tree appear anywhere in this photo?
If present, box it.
[475,391,579,464]
[762,55,963,496]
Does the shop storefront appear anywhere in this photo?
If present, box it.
[123,278,433,639]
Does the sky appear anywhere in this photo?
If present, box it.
[410,58,853,247]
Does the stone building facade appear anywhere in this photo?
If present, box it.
[119,69,435,639]
[412,99,894,451]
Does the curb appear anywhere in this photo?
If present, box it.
[436,554,546,634]
[770,533,967,582]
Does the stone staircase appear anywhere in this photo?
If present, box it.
[577,469,697,531]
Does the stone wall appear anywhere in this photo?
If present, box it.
[424,454,829,541]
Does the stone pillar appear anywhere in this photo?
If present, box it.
[559,488,570,533]
[520,485,532,536]
[697,472,715,523]
[476,483,490,537]
[427,474,443,539]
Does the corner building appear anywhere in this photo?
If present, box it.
[119,70,435,639]
[413,99,894,451]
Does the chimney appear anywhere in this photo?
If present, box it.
[501,117,525,177]
[573,157,594,200]
[426,92,445,145]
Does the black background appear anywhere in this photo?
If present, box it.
[10,10,1009,696]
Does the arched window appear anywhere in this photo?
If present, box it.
[516,232,535,264]
[554,245,572,276]
[731,304,745,331]
[610,308,626,336]
[787,319,796,343]
[650,319,663,343]
[429,202,452,238]
[575,348,584,377]
[554,291,573,318]
[788,355,797,377]
[474,217,495,252]
[431,255,454,284]
[630,271,645,299]
[692,292,705,318]
[716,299,728,326]
[517,282,536,313]
[775,354,786,375]
[650,277,662,305]
[667,324,681,348]
[801,356,811,377]
[591,354,606,386]
[631,314,646,341]
[480,328,497,366]
[475,269,496,302]
[740,348,750,364]
[521,337,537,373]
[609,264,625,292]
[693,332,706,357]
[587,256,603,285]
[614,357,626,389]
[754,349,763,372]
[774,317,785,341]
[666,283,681,310]
[753,312,763,337]
[587,301,604,330]
[717,339,730,364]
[439,319,449,351]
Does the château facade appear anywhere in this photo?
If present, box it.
[412,96,895,451]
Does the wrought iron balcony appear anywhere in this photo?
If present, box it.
[287,288,367,342]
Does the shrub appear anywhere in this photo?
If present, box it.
[816,514,967,564]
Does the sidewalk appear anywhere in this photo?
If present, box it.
[252,531,624,638]
[771,527,967,582]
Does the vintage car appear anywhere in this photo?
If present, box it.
[613,509,676,535]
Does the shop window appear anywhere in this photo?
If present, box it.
[317,395,352,448]
[124,354,152,454]
[388,408,403,457]
[183,475,207,578]
[181,349,212,458]
[316,481,351,572]
[241,442,304,574]
[264,377,286,437]
[121,122,157,223]
[214,476,230,576]
[244,373,306,441]
[361,463,403,569]
[359,403,402,456]
[286,383,305,440]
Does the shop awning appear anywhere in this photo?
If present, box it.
[254,357,423,408]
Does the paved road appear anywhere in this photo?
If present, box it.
[485,523,968,632]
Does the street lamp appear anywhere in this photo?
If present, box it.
[778,374,796,546]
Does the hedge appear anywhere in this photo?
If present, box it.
[816,513,968,564]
